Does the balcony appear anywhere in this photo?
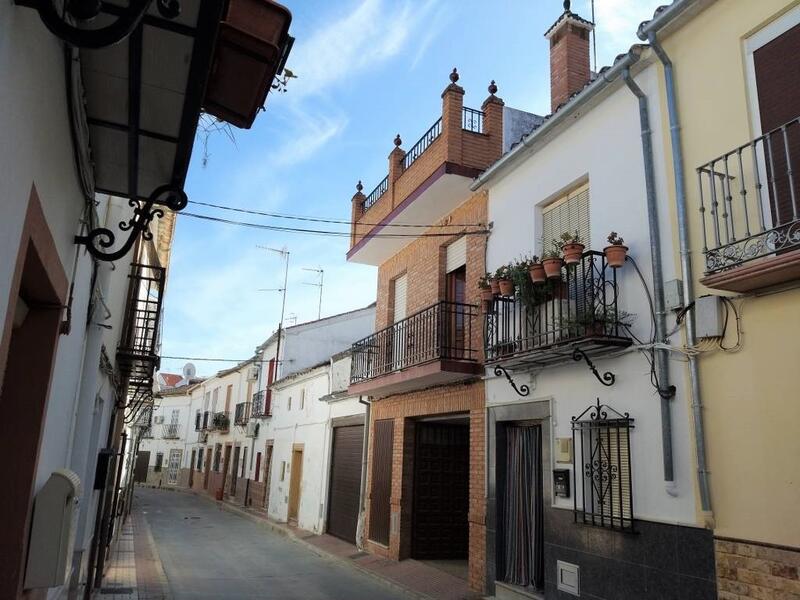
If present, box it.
[140,426,153,439]
[697,116,800,292]
[251,391,272,418]
[117,263,165,407]
[349,301,481,398]
[210,411,230,432]
[234,402,251,426]
[347,70,505,267]
[162,424,181,439]
[485,252,632,369]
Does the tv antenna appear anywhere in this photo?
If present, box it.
[302,267,324,320]
[257,245,290,371]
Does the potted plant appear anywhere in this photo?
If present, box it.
[496,265,515,296]
[487,272,501,295]
[478,274,494,303]
[541,243,564,279]
[604,232,628,268]
[559,230,585,265]
[528,255,546,284]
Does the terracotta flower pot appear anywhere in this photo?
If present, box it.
[489,278,501,295]
[480,287,494,302]
[498,279,515,296]
[529,263,546,284]
[482,298,493,314]
[542,257,563,279]
[604,244,629,268]
[561,242,585,265]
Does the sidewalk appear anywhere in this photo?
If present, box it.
[201,490,482,600]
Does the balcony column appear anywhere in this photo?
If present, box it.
[388,134,406,209]
[441,67,465,164]
[351,180,366,247]
[482,81,505,160]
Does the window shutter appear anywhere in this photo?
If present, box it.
[446,236,467,273]
[393,274,407,323]
[541,186,591,251]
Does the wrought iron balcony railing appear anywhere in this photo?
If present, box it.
[251,390,272,418]
[697,116,800,274]
[350,301,479,384]
[462,106,484,134]
[402,118,442,170]
[210,411,230,432]
[485,251,632,367]
[140,426,153,439]
[162,423,180,439]
[117,263,166,406]
[234,402,251,426]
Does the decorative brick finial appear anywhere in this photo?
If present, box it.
[356,180,363,192]
[394,134,402,147]
[450,68,459,84]
[488,80,498,96]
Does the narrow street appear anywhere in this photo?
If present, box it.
[134,488,411,600]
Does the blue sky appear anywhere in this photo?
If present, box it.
[160,0,664,376]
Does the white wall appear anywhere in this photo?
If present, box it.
[485,66,697,525]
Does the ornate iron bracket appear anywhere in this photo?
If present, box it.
[76,185,187,262]
[493,365,530,397]
[17,0,180,48]
[571,347,616,387]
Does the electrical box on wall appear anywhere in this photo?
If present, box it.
[553,469,571,498]
[695,295,724,338]
[664,279,684,311]
[24,469,81,590]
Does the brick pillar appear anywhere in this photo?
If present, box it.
[441,67,465,164]
[545,8,593,112]
[481,81,505,163]
[388,135,406,209]
[350,180,365,247]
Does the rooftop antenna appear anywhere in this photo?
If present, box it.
[257,245,289,375]
[285,313,298,327]
[591,0,597,74]
[302,267,324,320]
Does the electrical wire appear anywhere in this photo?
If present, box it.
[188,200,484,229]
[181,211,490,238]
[161,355,266,363]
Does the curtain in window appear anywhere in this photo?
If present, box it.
[503,425,543,589]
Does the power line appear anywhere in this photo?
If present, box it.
[181,211,489,238]
[161,355,266,363]
[187,199,483,228]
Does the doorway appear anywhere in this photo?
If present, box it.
[411,421,469,560]
[264,443,274,511]
[189,450,196,487]
[166,449,182,485]
[287,446,303,524]
[221,444,232,494]
[204,446,212,489]
[231,445,241,495]
[497,424,543,591]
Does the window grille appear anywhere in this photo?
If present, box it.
[154,452,164,472]
[541,185,590,252]
[571,399,634,532]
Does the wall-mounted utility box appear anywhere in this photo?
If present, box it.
[664,279,684,311]
[553,469,571,498]
[555,437,573,463]
[557,560,580,596]
[695,295,724,338]
[24,469,81,590]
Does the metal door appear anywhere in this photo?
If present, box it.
[326,425,364,543]
[166,449,182,485]
[134,451,150,483]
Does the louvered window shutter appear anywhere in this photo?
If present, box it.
[541,185,591,252]
[393,274,407,323]
[445,236,467,273]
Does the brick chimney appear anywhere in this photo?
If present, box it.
[545,0,594,112]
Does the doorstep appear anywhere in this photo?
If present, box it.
[491,581,544,600]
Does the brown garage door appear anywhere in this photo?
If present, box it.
[327,425,364,543]
[369,419,394,545]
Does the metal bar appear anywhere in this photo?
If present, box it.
[781,124,798,221]
[766,134,782,226]
[736,147,751,237]
[723,154,736,241]
[708,161,723,248]
[128,25,143,201]
[751,138,767,232]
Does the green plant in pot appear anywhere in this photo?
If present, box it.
[495,265,515,296]
[559,230,585,265]
[604,231,628,268]
[528,255,546,284]
[486,271,501,295]
[561,307,635,337]
[478,273,495,302]
[541,242,564,279]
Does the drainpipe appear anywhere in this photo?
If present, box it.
[356,396,370,550]
[621,67,677,490]
[639,26,712,516]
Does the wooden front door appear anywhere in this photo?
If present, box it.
[189,450,196,487]
[231,445,241,495]
[204,446,212,488]
[264,443,273,510]
[287,447,303,523]
[222,444,232,493]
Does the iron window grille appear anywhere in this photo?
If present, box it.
[154,452,164,472]
[251,390,272,418]
[140,426,153,439]
[162,423,180,439]
[572,399,635,532]
[697,115,800,274]
[234,402,251,426]
[211,411,230,431]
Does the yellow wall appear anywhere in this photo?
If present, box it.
[655,0,800,547]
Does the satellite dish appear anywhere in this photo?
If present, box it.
[182,362,197,380]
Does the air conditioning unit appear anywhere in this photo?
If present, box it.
[246,421,259,438]
[246,367,259,381]
[153,415,165,424]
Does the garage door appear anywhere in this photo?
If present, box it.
[327,425,364,543]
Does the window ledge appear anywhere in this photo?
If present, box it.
[701,249,800,293]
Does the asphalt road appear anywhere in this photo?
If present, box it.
[135,487,411,600]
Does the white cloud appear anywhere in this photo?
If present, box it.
[271,106,348,168]
[576,0,664,67]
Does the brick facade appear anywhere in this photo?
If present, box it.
[364,381,487,592]
[547,15,593,112]
[716,538,800,599]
